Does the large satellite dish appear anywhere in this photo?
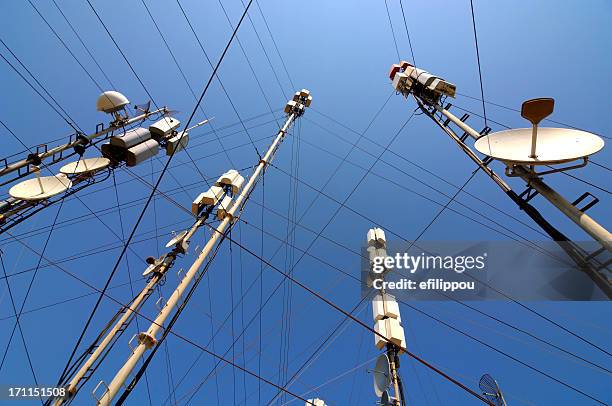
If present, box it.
[479,374,506,406]
[60,157,110,175]
[475,97,604,165]
[373,354,391,397]
[9,173,71,201]
[474,128,604,165]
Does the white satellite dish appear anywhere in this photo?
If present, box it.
[9,173,71,201]
[59,157,111,175]
[373,354,391,397]
[475,97,605,165]
[474,128,605,165]
[165,230,188,248]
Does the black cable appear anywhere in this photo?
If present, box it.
[456,92,612,140]
[57,0,256,384]
[0,251,41,401]
[268,160,611,358]
[384,0,401,60]
[0,198,65,373]
[469,0,488,128]
[398,0,416,65]
[141,0,244,165]
[50,0,116,89]
[253,0,296,89]
[222,232,606,405]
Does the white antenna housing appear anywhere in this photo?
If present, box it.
[96,91,130,114]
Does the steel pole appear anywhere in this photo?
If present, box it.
[97,111,298,406]
[0,107,168,179]
[55,216,207,405]
[514,166,612,252]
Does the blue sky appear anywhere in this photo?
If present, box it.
[0,0,610,405]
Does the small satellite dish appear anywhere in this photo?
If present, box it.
[373,354,391,397]
[474,127,604,165]
[166,230,188,248]
[9,172,71,201]
[59,157,110,175]
[143,254,167,277]
[479,374,506,406]
[96,91,130,114]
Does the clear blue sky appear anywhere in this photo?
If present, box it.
[0,0,610,405]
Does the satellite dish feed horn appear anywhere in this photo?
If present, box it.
[521,98,554,158]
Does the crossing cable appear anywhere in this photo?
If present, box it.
[267,160,612,358]
[82,0,218,188]
[0,198,65,374]
[111,168,155,406]
[216,0,282,125]
[455,92,612,141]
[266,294,373,405]
[468,0,490,154]
[445,104,612,196]
[384,0,401,60]
[168,236,368,406]
[237,0,289,100]
[216,234,497,405]
[113,179,293,404]
[221,231,607,405]
[26,0,104,92]
[281,355,380,406]
[140,0,246,164]
[57,0,256,385]
[307,110,550,239]
[253,0,296,89]
[236,199,612,376]
[50,0,116,89]
[4,227,314,405]
[0,251,41,396]
[398,0,416,65]
[0,48,79,133]
[175,0,274,157]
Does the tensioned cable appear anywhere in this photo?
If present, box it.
[445,104,612,196]
[398,0,416,64]
[6,214,490,405]
[267,161,611,358]
[384,0,401,60]
[456,91,612,141]
[306,110,550,239]
[5,223,312,405]
[217,234,497,405]
[234,198,612,377]
[222,231,607,405]
[0,49,78,132]
[57,0,256,384]
[50,0,116,89]
[468,0,491,158]
[216,0,280,125]
[266,294,372,405]
[0,251,40,394]
[0,198,65,373]
[140,0,246,164]
[253,0,296,89]
[237,0,288,100]
[175,0,276,158]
